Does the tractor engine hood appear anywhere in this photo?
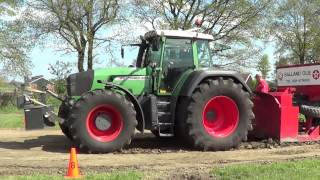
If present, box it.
[67,67,148,97]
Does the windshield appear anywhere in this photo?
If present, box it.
[197,40,212,68]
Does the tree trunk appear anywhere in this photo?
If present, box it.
[87,1,94,71]
[300,49,305,64]
[78,50,85,72]
[87,33,94,70]
[79,33,87,72]
[300,56,305,64]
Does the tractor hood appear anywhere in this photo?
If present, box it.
[67,67,148,97]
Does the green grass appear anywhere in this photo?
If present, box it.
[0,171,143,180]
[0,105,24,128]
[211,159,320,180]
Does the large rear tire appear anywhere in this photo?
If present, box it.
[69,89,137,153]
[177,78,254,151]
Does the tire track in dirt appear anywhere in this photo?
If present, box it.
[0,129,319,179]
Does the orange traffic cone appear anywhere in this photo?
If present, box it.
[65,148,81,179]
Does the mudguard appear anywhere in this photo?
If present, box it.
[179,70,252,97]
[101,81,145,133]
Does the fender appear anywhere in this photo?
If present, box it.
[179,70,252,97]
[99,81,145,133]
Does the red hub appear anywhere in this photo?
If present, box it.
[86,105,123,142]
[202,96,239,138]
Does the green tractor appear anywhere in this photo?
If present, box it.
[20,30,254,153]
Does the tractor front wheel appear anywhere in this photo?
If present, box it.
[59,123,73,140]
[69,90,137,153]
[58,104,73,141]
[178,78,254,151]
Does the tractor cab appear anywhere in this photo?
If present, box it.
[133,30,214,94]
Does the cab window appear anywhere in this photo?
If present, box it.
[197,40,212,67]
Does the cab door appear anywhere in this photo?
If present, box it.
[158,38,195,94]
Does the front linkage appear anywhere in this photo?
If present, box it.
[17,84,69,130]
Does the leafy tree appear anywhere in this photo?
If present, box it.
[270,0,320,64]
[133,0,273,70]
[0,75,6,88]
[0,0,20,14]
[257,54,271,79]
[48,60,73,94]
[0,0,32,78]
[25,0,119,72]
[275,57,289,67]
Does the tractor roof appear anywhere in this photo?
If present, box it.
[145,30,214,41]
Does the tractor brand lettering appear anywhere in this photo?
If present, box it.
[277,65,320,86]
[114,76,148,81]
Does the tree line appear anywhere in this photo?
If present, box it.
[0,0,320,80]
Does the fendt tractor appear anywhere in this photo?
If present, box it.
[18,30,255,153]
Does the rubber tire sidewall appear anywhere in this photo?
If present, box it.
[180,79,253,150]
[300,105,320,118]
[70,90,137,153]
[58,104,73,140]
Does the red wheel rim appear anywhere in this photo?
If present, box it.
[86,105,123,142]
[202,96,239,138]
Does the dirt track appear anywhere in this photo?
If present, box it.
[0,129,320,179]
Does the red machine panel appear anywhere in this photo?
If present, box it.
[252,63,320,142]
[252,91,299,142]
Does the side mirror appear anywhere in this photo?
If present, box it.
[152,37,160,51]
[121,47,124,58]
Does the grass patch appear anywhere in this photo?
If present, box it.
[211,159,320,180]
[0,113,24,128]
[0,171,143,180]
[0,105,20,113]
[0,105,24,128]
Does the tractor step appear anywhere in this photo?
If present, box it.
[158,132,174,137]
[158,123,173,126]
[156,97,174,137]
[157,101,171,110]
[157,111,171,117]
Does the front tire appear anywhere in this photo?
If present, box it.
[178,78,254,151]
[69,90,137,153]
[58,104,73,140]
[59,123,73,140]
